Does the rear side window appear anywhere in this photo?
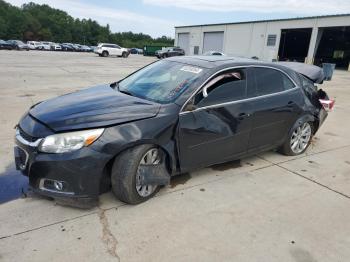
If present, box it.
[254,68,295,96]
[195,69,247,107]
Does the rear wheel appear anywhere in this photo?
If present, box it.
[102,51,109,57]
[279,121,313,156]
[122,52,128,58]
[111,145,161,204]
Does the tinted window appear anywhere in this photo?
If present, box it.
[195,69,247,107]
[254,68,294,96]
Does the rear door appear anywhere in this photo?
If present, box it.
[178,68,253,172]
[247,67,302,152]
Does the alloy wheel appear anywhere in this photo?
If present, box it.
[135,148,160,197]
[290,122,312,154]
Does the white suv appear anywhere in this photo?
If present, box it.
[27,41,44,50]
[96,43,129,58]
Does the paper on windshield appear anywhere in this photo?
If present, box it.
[180,66,202,74]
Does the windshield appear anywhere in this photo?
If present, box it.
[118,60,205,104]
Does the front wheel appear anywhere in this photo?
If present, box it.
[122,52,128,58]
[279,121,313,156]
[111,145,162,204]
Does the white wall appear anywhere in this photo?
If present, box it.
[175,15,350,63]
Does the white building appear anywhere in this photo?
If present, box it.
[175,14,350,68]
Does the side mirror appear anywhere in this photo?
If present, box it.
[185,103,197,112]
[183,97,198,112]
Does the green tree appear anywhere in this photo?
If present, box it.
[0,0,174,47]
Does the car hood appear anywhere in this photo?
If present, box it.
[29,85,161,132]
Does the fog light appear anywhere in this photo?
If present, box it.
[54,181,64,191]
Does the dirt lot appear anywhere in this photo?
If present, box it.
[0,51,350,262]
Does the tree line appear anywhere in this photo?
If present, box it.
[0,0,174,47]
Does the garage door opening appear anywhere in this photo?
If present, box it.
[203,31,224,54]
[314,26,350,69]
[278,28,312,62]
[178,33,190,55]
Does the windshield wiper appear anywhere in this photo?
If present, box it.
[110,82,134,96]
[119,90,134,96]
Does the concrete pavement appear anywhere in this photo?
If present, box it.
[0,51,349,261]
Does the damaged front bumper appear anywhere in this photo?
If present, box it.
[14,129,112,208]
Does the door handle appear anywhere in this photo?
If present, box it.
[238,113,251,120]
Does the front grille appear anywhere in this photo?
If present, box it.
[18,127,38,142]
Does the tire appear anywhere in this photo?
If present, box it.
[111,145,161,204]
[102,51,109,57]
[122,52,128,58]
[162,54,168,59]
[279,120,314,156]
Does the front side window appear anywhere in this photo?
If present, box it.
[254,68,294,96]
[118,60,206,104]
[194,69,247,108]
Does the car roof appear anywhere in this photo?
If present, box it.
[167,56,324,83]
[167,55,261,68]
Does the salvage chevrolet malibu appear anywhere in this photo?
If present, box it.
[14,56,334,207]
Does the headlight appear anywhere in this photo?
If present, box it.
[39,128,104,153]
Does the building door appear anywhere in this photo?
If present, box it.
[203,32,224,54]
[177,33,190,55]
[278,28,312,62]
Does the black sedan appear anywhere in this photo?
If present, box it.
[14,56,333,207]
[0,40,13,50]
[7,40,30,50]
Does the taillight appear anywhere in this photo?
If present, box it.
[319,99,335,111]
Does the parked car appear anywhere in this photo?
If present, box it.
[14,56,333,207]
[204,51,225,56]
[0,39,13,50]
[40,42,52,50]
[80,45,93,52]
[51,43,62,51]
[90,46,97,52]
[130,48,143,54]
[73,44,83,51]
[7,40,30,50]
[60,43,74,51]
[95,43,129,57]
[27,41,43,50]
[156,47,185,58]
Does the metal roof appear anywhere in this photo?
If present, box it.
[175,13,350,28]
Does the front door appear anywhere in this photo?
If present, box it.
[178,68,253,172]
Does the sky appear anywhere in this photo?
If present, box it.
[6,0,350,38]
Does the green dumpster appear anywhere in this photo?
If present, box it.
[143,46,163,56]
